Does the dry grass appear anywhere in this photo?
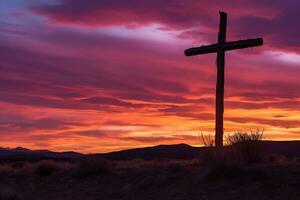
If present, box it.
[0,140,299,200]
[199,131,215,147]
[226,129,264,145]
[225,130,264,163]
[0,155,298,200]
[73,157,113,179]
[34,160,57,176]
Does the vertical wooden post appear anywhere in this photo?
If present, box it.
[184,12,263,148]
[215,12,227,148]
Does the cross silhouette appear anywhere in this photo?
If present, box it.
[185,12,263,148]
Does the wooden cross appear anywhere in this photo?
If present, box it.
[184,12,263,148]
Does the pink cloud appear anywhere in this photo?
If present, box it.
[0,1,300,152]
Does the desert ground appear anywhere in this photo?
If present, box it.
[0,141,300,200]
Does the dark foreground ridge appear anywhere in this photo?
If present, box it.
[0,141,300,200]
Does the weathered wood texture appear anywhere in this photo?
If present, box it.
[215,12,227,148]
[185,38,263,56]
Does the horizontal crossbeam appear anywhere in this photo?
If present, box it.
[185,38,263,56]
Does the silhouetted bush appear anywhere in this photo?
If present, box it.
[226,130,264,163]
[199,131,214,147]
[35,160,56,177]
[204,150,267,181]
[226,130,263,144]
[201,130,265,181]
[73,157,113,179]
[205,157,244,181]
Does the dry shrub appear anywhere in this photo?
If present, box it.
[203,150,267,181]
[73,157,113,179]
[8,160,73,177]
[200,148,244,181]
[226,130,263,145]
[201,130,265,181]
[199,132,214,147]
[198,132,215,162]
[205,158,244,181]
[226,129,264,163]
[34,160,57,177]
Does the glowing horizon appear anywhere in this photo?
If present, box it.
[1,0,300,153]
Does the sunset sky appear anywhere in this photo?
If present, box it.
[1,0,300,153]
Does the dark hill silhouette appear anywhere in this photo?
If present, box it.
[1,141,300,161]
[96,140,300,160]
[260,140,300,156]
[97,143,203,160]
[0,147,82,161]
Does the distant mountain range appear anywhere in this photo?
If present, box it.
[0,147,82,161]
[1,141,300,161]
